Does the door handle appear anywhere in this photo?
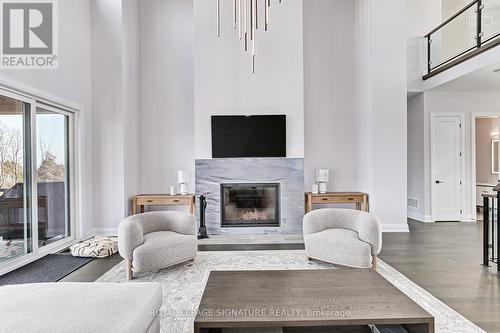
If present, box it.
[435,180,444,184]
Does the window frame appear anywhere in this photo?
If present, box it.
[35,102,77,256]
[0,84,80,274]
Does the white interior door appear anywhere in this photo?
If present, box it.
[432,115,463,221]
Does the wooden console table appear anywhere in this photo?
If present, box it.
[132,194,196,215]
[305,192,369,213]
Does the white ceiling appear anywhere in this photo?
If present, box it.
[434,60,500,91]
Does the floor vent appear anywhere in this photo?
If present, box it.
[407,197,419,209]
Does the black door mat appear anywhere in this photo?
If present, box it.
[0,254,93,285]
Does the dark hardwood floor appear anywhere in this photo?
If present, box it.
[380,220,499,333]
[62,220,500,332]
[58,253,122,282]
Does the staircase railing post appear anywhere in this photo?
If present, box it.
[427,35,432,74]
[483,194,490,266]
[477,0,483,48]
[497,190,500,271]
[493,182,500,270]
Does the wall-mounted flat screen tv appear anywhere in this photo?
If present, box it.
[211,115,286,158]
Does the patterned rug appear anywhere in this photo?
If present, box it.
[96,250,485,333]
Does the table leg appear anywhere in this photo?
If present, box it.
[132,198,137,215]
[193,325,214,333]
[305,194,312,213]
[190,198,195,215]
[140,205,145,214]
[362,195,369,212]
[403,322,434,333]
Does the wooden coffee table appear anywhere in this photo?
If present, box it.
[194,270,434,333]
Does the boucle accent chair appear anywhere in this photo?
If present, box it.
[118,211,198,280]
[303,208,382,269]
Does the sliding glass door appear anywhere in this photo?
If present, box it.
[0,89,75,268]
[0,94,32,265]
[36,107,71,248]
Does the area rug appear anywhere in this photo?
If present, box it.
[96,250,485,333]
[0,253,93,286]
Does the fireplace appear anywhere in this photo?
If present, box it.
[220,183,280,227]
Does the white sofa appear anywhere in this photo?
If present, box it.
[0,282,163,333]
[303,209,382,268]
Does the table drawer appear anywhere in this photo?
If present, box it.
[311,195,363,204]
[136,196,191,206]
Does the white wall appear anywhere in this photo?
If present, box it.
[1,0,413,235]
[122,0,140,213]
[138,0,195,194]
[406,0,442,92]
[442,0,471,20]
[355,0,409,232]
[90,0,144,231]
[193,0,304,159]
[90,0,127,232]
[0,0,93,236]
[426,91,500,220]
[407,94,426,220]
[476,118,499,186]
[0,0,142,235]
[407,91,500,222]
[407,0,442,38]
[303,0,357,192]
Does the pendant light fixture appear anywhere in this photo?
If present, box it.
[216,0,285,73]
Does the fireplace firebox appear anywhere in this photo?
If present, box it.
[220,183,280,227]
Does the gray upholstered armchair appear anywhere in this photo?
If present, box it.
[118,211,198,280]
[303,209,382,269]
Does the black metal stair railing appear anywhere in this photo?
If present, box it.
[424,0,500,79]
[483,189,499,271]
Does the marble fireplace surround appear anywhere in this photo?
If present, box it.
[195,158,304,235]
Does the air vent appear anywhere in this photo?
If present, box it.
[407,197,419,209]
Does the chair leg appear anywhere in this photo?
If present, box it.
[127,260,133,280]
[372,255,378,270]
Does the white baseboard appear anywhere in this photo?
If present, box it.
[92,228,118,237]
[88,224,410,237]
[407,210,434,223]
[462,214,476,222]
[381,223,410,233]
[423,215,433,222]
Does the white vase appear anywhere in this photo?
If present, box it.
[312,184,319,194]
[315,168,330,183]
[170,186,177,196]
[177,170,190,184]
[179,183,189,195]
[318,182,328,194]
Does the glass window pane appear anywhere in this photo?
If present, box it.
[430,5,478,70]
[0,94,31,264]
[36,108,70,247]
[482,0,500,43]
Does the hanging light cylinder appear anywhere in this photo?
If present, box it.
[216,0,285,72]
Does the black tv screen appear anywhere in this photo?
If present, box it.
[211,115,286,158]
